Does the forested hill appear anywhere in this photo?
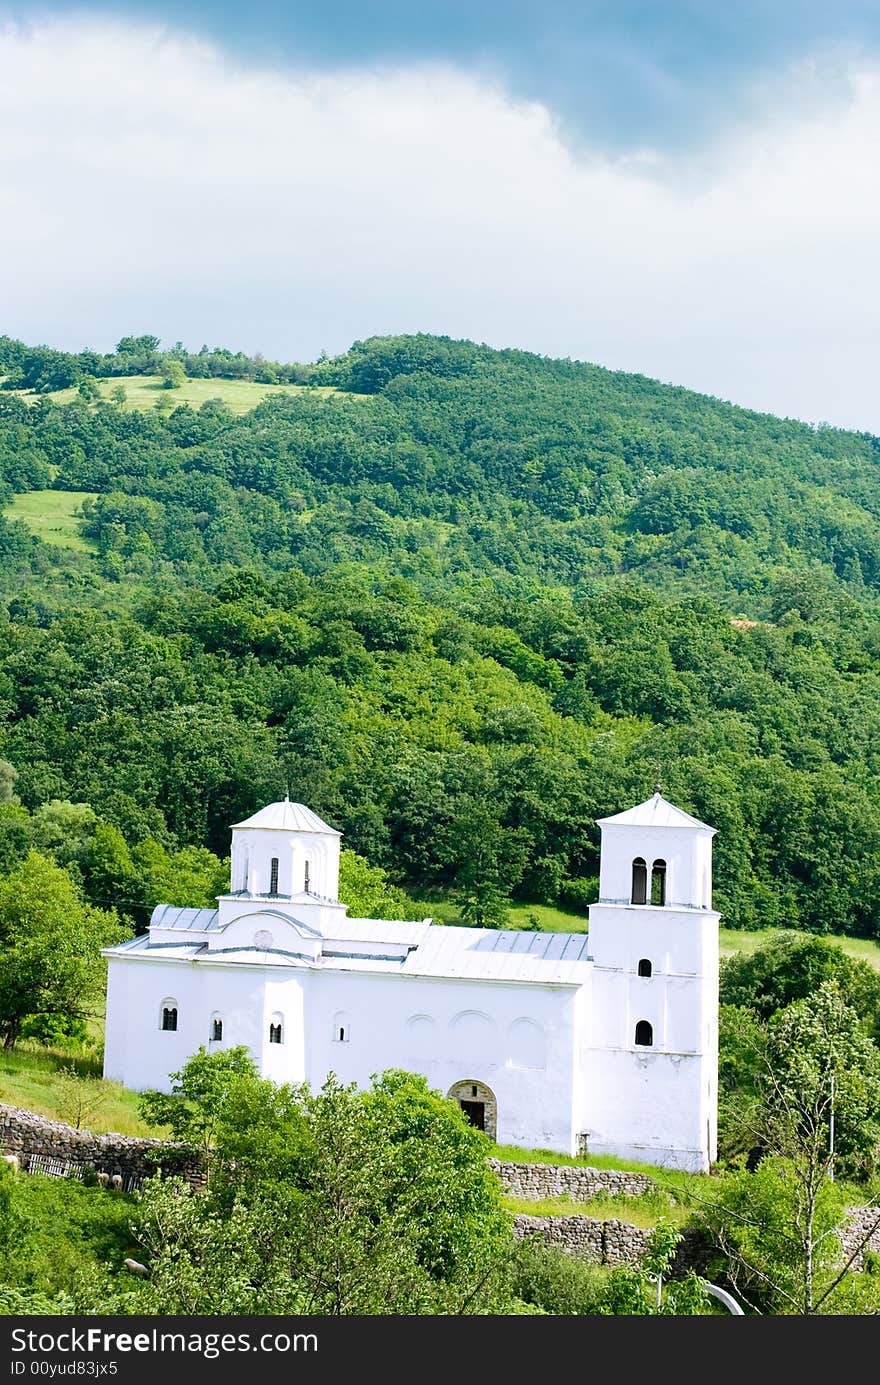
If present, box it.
[3,331,880,939]
[4,331,880,602]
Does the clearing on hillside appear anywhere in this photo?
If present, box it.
[13,374,363,416]
[5,490,97,551]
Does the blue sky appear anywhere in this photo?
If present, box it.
[2,3,880,428]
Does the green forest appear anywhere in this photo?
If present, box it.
[3,331,880,939]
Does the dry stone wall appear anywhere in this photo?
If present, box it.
[839,1206,880,1270]
[0,1104,201,1186]
[512,1213,711,1274]
[489,1157,655,1200]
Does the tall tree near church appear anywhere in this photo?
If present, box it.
[699,982,880,1313]
[0,851,127,1049]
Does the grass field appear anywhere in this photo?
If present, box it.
[501,1190,690,1228]
[12,374,362,416]
[0,1043,156,1137]
[5,489,96,551]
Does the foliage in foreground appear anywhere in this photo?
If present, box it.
[133,1053,513,1314]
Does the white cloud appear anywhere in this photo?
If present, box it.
[1,18,880,430]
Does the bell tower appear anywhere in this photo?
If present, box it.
[217,797,347,933]
[583,789,719,1172]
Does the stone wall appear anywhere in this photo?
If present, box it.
[489,1157,656,1200]
[0,1104,202,1186]
[512,1213,711,1274]
[839,1206,880,1270]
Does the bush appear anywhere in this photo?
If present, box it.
[508,1236,609,1314]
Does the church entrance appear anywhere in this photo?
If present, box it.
[447,1080,497,1141]
[459,1100,485,1131]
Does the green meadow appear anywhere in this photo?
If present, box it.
[5,489,96,551]
[14,374,358,415]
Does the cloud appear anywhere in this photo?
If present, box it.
[1,17,880,431]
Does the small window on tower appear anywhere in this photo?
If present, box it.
[269,1021,283,1045]
[635,1020,653,1047]
[638,958,652,978]
[211,1018,223,1042]
[651,860,666,906]
[304,860,310,893]
[269,857,279,895]
[631,858,647,905]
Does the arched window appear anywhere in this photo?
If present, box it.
[304,860,311,893]
[269,1014,283,1044]
[651,859,666,906]
[631,857,647,905]
[333,1010,350,1043]
[269,857,279,895]
[635,1020,653,1047]
[211,1016,223,1042]
[637,958,652,978]
[160,1001,178,1032]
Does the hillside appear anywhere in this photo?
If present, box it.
[2,333,880,937]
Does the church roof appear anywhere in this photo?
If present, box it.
[597,791,714,833]
[399,925,591,984]
[231,799,341,834]
[107,918,593,984]
[150,905,221,932]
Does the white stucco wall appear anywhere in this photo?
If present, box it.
[598,823,713,910]
[303,970,580,1153]
[104,957,582,1153]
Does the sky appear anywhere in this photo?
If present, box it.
[2,3,880,429]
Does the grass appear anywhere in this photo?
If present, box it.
[502,1190,689,1229]
[12,374,364,416]
[5,489,96,551]
[0,1042,158,1137]
[412,893,589,933]
[720,926,880,971]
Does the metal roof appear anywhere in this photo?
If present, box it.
[105,921,593,984]
[597,792,714,833]
[321,917,433,946]
[400,925,591,984]
[231,799,341,834]
[149,905,221,932]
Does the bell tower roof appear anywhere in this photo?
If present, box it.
[597,792,715,834]
[231,799,342,835]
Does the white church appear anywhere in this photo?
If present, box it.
[102,791,719,1172]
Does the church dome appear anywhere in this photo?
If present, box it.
[232,799,341,834]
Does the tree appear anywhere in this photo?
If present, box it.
[0,762,18,805]
[161,361,186,390]
[116,335,160,355]
[134,1053,515,1314]
[77,377,100,402]
[701,982,880,1312]
[109,385,127,406]
[55,1066,105,1130]
[338,848,422,920]
[592,1222,712,1315]
[721,980,880,1177]
[138,1046,260,1167]
[0,852,127,1049]
[720,931,880,1037]
[698,1155,880,1315]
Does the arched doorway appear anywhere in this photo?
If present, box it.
[447,1079,497,1141]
